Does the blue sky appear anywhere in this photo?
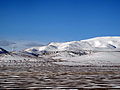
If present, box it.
[0,0,120,43]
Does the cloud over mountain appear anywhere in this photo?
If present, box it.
[0,39,45,51]
[0,40,16,46]
[25,42,44,47]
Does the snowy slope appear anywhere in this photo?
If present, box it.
[25,36,120,53]
[81,36,120,48]
[54,52,120,66]
[0,53,43,63]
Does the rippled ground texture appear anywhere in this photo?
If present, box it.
[0,62,120,89]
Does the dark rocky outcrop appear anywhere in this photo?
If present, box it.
[0,47,9,54]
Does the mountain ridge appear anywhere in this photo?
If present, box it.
[25,36,120,53]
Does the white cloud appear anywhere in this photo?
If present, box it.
[0,39,46,51]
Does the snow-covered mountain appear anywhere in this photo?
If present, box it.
[25,36,120,53]
[0,36,120,66]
